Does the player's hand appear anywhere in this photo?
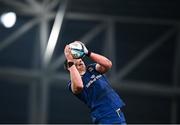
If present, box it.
[76,41,89,55]
[64,45,73,61]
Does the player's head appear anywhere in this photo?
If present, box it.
[74,58,86,72]
[64,58,86,73]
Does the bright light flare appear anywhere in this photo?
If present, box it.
[0,12,16,28]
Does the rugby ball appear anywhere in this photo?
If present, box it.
[69,42,85,59]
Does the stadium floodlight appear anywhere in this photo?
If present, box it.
[0,12,16,28]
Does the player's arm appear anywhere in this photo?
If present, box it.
[89,52,112,73]
[80,42,112,74]
[64,45,84,94]
[68,64,84,94]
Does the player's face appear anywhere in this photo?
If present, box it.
[74,59,86,72]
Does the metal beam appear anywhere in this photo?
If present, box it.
[49,23,106,71]
[38,77,49,123]
[111,29,175,82]
[40,18,49,65]
[28,21,41,123]
[26,0,40,7]
[28,81,39,123]
[51,77,180,97]
[46,0,60,11]
[40,1,68,122]
[0,0,58,17]
[28,15,50,123]
[104,20,116,76]
[43,0,68,67]
[1,1,179,26]
[0,67,68,83]
[45,12,179,26]
[66,12,179,26]
[0,68,41,82]
[38,14,51,124]
[1,67,180,97]
[111,80,180,97]
[0,0,31,11]
[25,0,42,14]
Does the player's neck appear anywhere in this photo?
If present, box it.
[79,69,86,76]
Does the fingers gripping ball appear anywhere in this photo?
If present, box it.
[69,42,85,59]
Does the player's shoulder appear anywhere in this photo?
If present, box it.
[87,63,96,72]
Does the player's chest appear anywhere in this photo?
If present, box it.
[82,72,103,88]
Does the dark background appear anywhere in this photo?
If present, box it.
[0,0,180,124]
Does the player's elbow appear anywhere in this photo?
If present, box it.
[106,60,112,69]
[72,84,84,94]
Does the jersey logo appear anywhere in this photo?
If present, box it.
[88,67,93,72]
[91,74,95,79]
[86,74,102,88]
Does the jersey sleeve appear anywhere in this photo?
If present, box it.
[67,80,73,92]
[87,63,102,74]
[87,63,96,71]
[67,80,86,102]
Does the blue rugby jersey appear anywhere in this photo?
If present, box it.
[68,63,125,120]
